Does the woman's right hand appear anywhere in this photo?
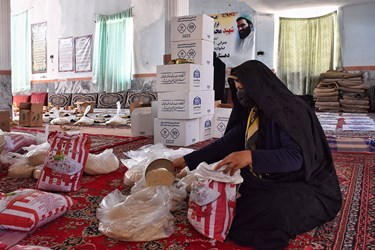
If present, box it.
[172,157,187,171]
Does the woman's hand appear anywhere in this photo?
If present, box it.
[214,150,252,176]
[172,157,187,176]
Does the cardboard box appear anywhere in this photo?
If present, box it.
[154,118,199,146]
[213,107,232,138]
[75,101,95,113]
[171,39,214,66]
[131,107,154,136]
[171,14,214,42]
[0,111,11,132]
[156,64,213,92]
[199,115,214,142]
[19,103,43,127]
[157,90,214,119]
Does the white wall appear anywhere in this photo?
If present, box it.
[0,0,10,70]
[6,1,375,80]
[340,2,375,66]
[10,0,165,80]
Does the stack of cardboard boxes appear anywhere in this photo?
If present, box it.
[154,14,215,146]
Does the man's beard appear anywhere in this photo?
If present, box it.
[239,26,251,39]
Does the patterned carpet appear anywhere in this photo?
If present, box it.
[0,137,373,250]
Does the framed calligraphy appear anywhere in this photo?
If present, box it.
[31,22,47,73]
[74,35,92,72]
[58,37,74,72]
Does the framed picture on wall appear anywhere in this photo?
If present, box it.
[58,37,74,72]
[31,22,47,73]
[74,35,92,72]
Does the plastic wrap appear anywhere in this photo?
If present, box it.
[122,143,193,187]
[97,186,174,241]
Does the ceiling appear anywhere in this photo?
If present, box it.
[242,0,375,14]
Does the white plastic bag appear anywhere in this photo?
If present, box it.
[122,143,193,187]
[74,106,94,125]
[97,186,174,241]
[106,101,129,125]
[0,129,4,153]
[84,149,119,175]
[49,108,71,125]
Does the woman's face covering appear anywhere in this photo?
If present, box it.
[235,80,254,108]
[236,88,253,107]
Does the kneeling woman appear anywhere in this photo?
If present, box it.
[173,60,342,250]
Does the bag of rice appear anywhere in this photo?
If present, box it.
[0,188,73,231]
[36,131,90,192]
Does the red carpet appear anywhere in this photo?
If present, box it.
[0,137,374,249]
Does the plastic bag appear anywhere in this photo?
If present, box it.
[49,108,71,125]
[84,149,119,175]
[74,106,94,126]
[97,186,174,241]
[122,143,193,187]
[106,101,129,125]
[24,142,50,166]
[0,129,4,153]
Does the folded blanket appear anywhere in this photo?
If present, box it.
[340,103,369,110]
[317,82,339,89]
[320,70,363,79]
[315,101,340,108]
[338,86,367,93]
[341,107,368,113]
[314,88,339,94]
[338,80,364,87]
[316,96,339,102]
[314,91,339,98]
[340,98,369,106]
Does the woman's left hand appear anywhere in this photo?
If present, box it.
[213,150,252,176]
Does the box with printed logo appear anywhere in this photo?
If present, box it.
[157,90,214,120]
[171,14,214,42]
[171,39,214,66]
[156,64,213,92]
[213,107,232,138]
[154,118,199,146]
[199,114,214,141]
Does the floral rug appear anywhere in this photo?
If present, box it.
[0,138,374,249]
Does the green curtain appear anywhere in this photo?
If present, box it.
[92,8,133,92]
[11,10,31,94]
[277,12,341,95]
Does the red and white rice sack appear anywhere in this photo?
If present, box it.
[187,162,243,242]
[36,132,90,192]
[0,189,73,231]
[3,132,37,153]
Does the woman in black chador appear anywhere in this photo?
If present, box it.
[173,60,342,250]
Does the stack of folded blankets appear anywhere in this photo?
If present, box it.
[314,70,369,113]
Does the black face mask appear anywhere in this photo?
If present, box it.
[236,89,253,107]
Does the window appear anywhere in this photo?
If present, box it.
[92,8,133,92]
[277,12,341,95]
